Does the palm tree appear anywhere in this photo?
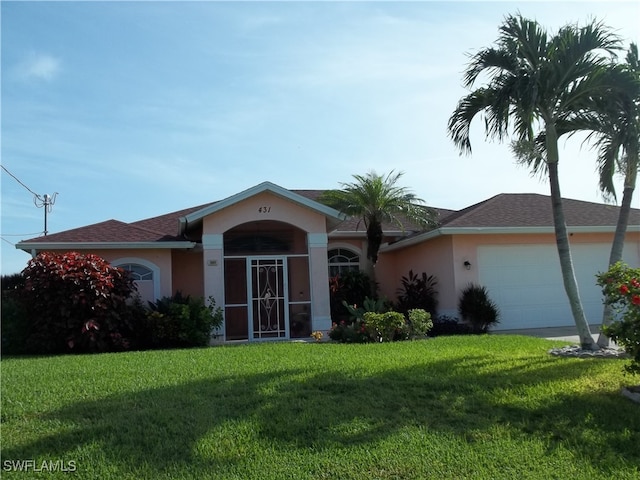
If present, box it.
[448,14,622,349]
[320,171,436,270]
[510,46,638,347]
[582,44,640,346]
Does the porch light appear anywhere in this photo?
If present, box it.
[464,260,472,270]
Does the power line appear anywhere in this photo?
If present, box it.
[0,232,43,237]
[1,164,59,236]
[1,165,41,198]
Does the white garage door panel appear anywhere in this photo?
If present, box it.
[478,243,639,330]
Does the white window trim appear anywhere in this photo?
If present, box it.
[327,244,363,274]
[111,257,161,301]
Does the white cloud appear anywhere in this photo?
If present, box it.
[15,52,61,81]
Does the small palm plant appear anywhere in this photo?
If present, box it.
[458,284,500,334]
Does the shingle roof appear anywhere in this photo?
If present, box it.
[131,203,214,238]
[16,191,638,246]
[439,193,639,228]
[20,220,174,243]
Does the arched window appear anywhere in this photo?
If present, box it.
[112,259,160,304]
[328,248,360,277]
[120,263,153,281]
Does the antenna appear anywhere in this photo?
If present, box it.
[1,166,60,236]
[34,192,58,236]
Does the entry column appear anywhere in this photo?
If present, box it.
[203,234,224,340]
[307,233,331,333]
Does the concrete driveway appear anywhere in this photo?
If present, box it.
[495,324,606,344]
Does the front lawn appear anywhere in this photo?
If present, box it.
[1,335,639,479]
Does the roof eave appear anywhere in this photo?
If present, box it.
[380,225,640,253]
[16,241,197,252]
[329,229,409,237]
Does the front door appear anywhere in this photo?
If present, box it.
[249,257,289,340]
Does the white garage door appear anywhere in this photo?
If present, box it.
[478,243,639,330]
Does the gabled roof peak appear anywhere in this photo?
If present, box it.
[179,181,346,233]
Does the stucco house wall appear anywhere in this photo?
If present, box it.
[378,231,640,322]
[172,250,204,298]
[377,235,457,312]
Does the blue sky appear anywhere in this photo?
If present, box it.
[2,1,639,275]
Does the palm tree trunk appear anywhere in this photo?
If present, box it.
[597,178,636,347]
[366,221,383,264]
[364,221,382,297]
[546,126,596,350]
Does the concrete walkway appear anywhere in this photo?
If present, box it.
[495,325,606,344]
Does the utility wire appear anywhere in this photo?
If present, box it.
[1,232,43,237]
[2,164,58,236]
[1,165,41,199]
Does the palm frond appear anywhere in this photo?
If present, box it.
[319,171,435,263]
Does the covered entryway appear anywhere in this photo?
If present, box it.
[223,221,312,341]
[478,243,638,330]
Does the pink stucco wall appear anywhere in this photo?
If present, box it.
[172,250,204,297]
[378,231,640,318]
[202,191,327,235]
[377,235,456,308]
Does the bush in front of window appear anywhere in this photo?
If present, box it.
[145,291,223,349]
[329,270,376,322]
[17,251,143,354]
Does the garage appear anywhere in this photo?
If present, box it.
[478,243,639,330]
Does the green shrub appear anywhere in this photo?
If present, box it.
[429,315,471,337]
[407,309,433,339]
[328,319,370,343]
[330,307,432,344]
[342,296,389,321]
[146,292,223,348]
[396,270,438,317]
[363,311,406,342]
[328,296,389,343]
[1,273,25,292]
[1,293,29,355]
[1,274,29,355]
[597,261,640,375]
[458,284,500,334]
[329,270,375,321]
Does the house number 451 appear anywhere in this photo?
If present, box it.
[258,206,271,213]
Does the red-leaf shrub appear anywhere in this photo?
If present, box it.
[20,251,144,353]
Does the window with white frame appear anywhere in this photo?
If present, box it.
[120,263,153,281]
[118,263,155,304]
[328,248,360,277]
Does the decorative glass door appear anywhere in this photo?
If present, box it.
[249,258,288,339]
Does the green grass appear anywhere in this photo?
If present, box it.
[1,335,639,479]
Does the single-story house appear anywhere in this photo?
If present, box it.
[16,181,640,340]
